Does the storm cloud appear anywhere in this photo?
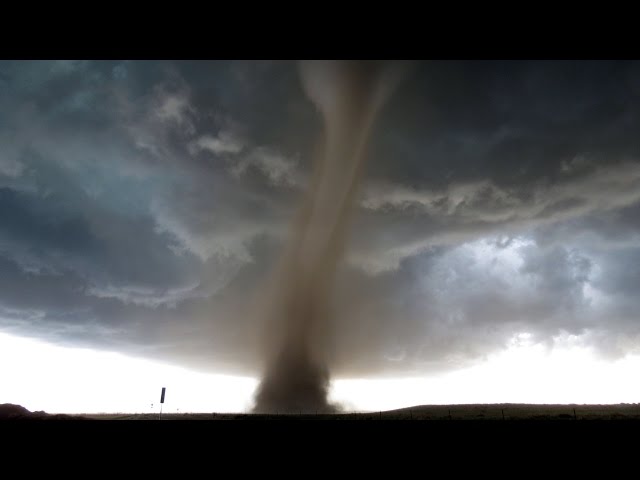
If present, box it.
[1,60,640,379]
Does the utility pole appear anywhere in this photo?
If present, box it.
[159,387,166,421]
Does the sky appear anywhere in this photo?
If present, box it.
[1,60,640,412]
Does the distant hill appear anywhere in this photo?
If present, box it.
[0,403,87,420]
[378,403,640,420]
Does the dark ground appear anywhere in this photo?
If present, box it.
[2,402,637,465]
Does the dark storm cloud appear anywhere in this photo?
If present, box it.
[1,60,640,378]
[368,61,640,187]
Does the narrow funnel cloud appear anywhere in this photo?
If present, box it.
[252,60,408,413]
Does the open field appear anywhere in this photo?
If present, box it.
[81,403,640,421]
[4,402,640,421]
[5,402,639,458]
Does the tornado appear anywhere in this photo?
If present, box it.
[252,60,408,413]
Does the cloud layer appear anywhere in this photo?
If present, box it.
[1,60,640,377]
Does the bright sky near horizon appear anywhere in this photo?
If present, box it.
[2,330,638,414]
